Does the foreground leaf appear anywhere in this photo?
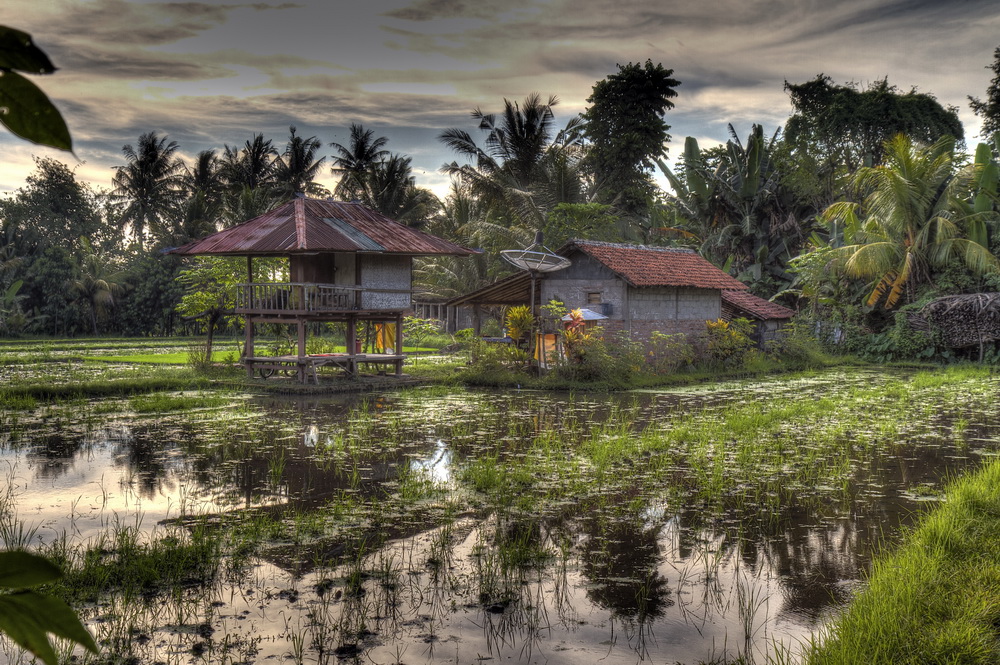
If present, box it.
[0,551,61,588]
[0,26,56,74]
[0,592,98,665]
[0,69,71,150]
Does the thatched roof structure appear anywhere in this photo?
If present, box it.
[916,293,1000,349]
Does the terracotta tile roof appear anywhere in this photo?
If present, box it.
[170,197,478,257]
[563,240,748,291]
[722,290,795,321]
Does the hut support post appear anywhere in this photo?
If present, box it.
[296,320,307,382]
[243,256,254,368]
[396,311,404,376]
[346,314,357,377]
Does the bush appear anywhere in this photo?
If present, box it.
[763,320,829,367]
[646,331,695,374]
[704,318,756,367]
[549,329,639,387]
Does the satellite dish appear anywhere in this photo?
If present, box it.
[500,231,571,273]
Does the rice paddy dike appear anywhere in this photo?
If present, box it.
[1,338,999,664]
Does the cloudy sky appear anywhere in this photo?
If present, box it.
[5,0,1000,200]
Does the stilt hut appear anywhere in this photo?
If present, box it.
[170,197,477,382]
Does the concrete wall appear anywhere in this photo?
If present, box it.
[360,255,411,309]
[628,287,720,321]
[540,253,626,319]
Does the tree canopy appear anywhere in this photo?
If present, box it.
[784,75,964,172]
[969,46,1000,139]
[583,60,680,216]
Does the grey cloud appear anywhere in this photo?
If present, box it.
[384,0,537,22]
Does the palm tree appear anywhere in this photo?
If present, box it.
[221,133,277,191]
[415,181,530,298]
[823,134,999,309]
[438,93,570,227]
[220,134,279,225]
[330,124,390,200]
[69,237,125,334]
[111,132,184,248]
[171,150,224,245]
[352,154,438,225]
[273,126,328,201]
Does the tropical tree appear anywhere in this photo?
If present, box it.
[784,75,964,173]
[583,60,680,216]
[273,126,328,201]
[969,46,1000,139]
[112,132,185,248]
[415,181,529,298]
[439,93,572,228]
[220,134,278,224]
[330,123,390,200]
[352,154,438,225]
[821,134,998,309]
[2,157,104,253]
[68,236,126,334]
[173,149,224,245]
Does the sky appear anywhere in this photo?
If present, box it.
[4,0,1000,201]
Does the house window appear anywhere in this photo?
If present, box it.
[586,292,602,305]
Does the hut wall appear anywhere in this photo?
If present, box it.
[289,255,336,283]
[541,254,626,318]
[360,255,411,309]
[334,253,356,287]
[628,286,720,322]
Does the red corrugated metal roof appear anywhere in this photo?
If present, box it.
[563,240,748,291]
[722,290,795,320]
[170,198,478,256]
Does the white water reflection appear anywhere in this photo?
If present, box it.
[410,439,452,484]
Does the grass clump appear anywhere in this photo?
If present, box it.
[805,460,1000,665]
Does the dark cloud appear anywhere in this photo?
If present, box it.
[55,45,231,80]
[384,0,536,22]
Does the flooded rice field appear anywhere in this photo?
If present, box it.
[2,366,1000,664]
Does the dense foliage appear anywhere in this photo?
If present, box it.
[3,51,1000,364]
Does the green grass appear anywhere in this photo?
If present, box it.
[93,350,237,365]
[804,459,1000,665]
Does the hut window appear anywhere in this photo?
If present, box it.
[587,292,602,305]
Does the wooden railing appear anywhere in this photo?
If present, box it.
[235,283,411,314]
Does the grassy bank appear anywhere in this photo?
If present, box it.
[804,459,1000,665]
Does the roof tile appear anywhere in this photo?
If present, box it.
[722,290,795,320]
[565,240,748,291]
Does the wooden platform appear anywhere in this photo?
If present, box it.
[244,353,405,384]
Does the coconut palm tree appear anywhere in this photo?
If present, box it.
[220,134,279,225]
[351,154,438,226]
[823,134,999,309]
[221,133,277,192]
[330,124,390,200]
[69,237,125,334]
[111,132,184,248]
[273,126,328,201]
[438,93,569,227]
[168,150,224,245]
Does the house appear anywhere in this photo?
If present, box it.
[721,289,796,346]
[444,240,757,341]
[170,196,476,382]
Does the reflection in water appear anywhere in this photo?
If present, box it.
[1,370,998,663]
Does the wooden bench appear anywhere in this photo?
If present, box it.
[245,354,405,383]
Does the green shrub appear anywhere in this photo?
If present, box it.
[704,318,756,367]
[646,331,695,374]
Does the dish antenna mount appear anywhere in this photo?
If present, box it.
[500,231,571,316]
